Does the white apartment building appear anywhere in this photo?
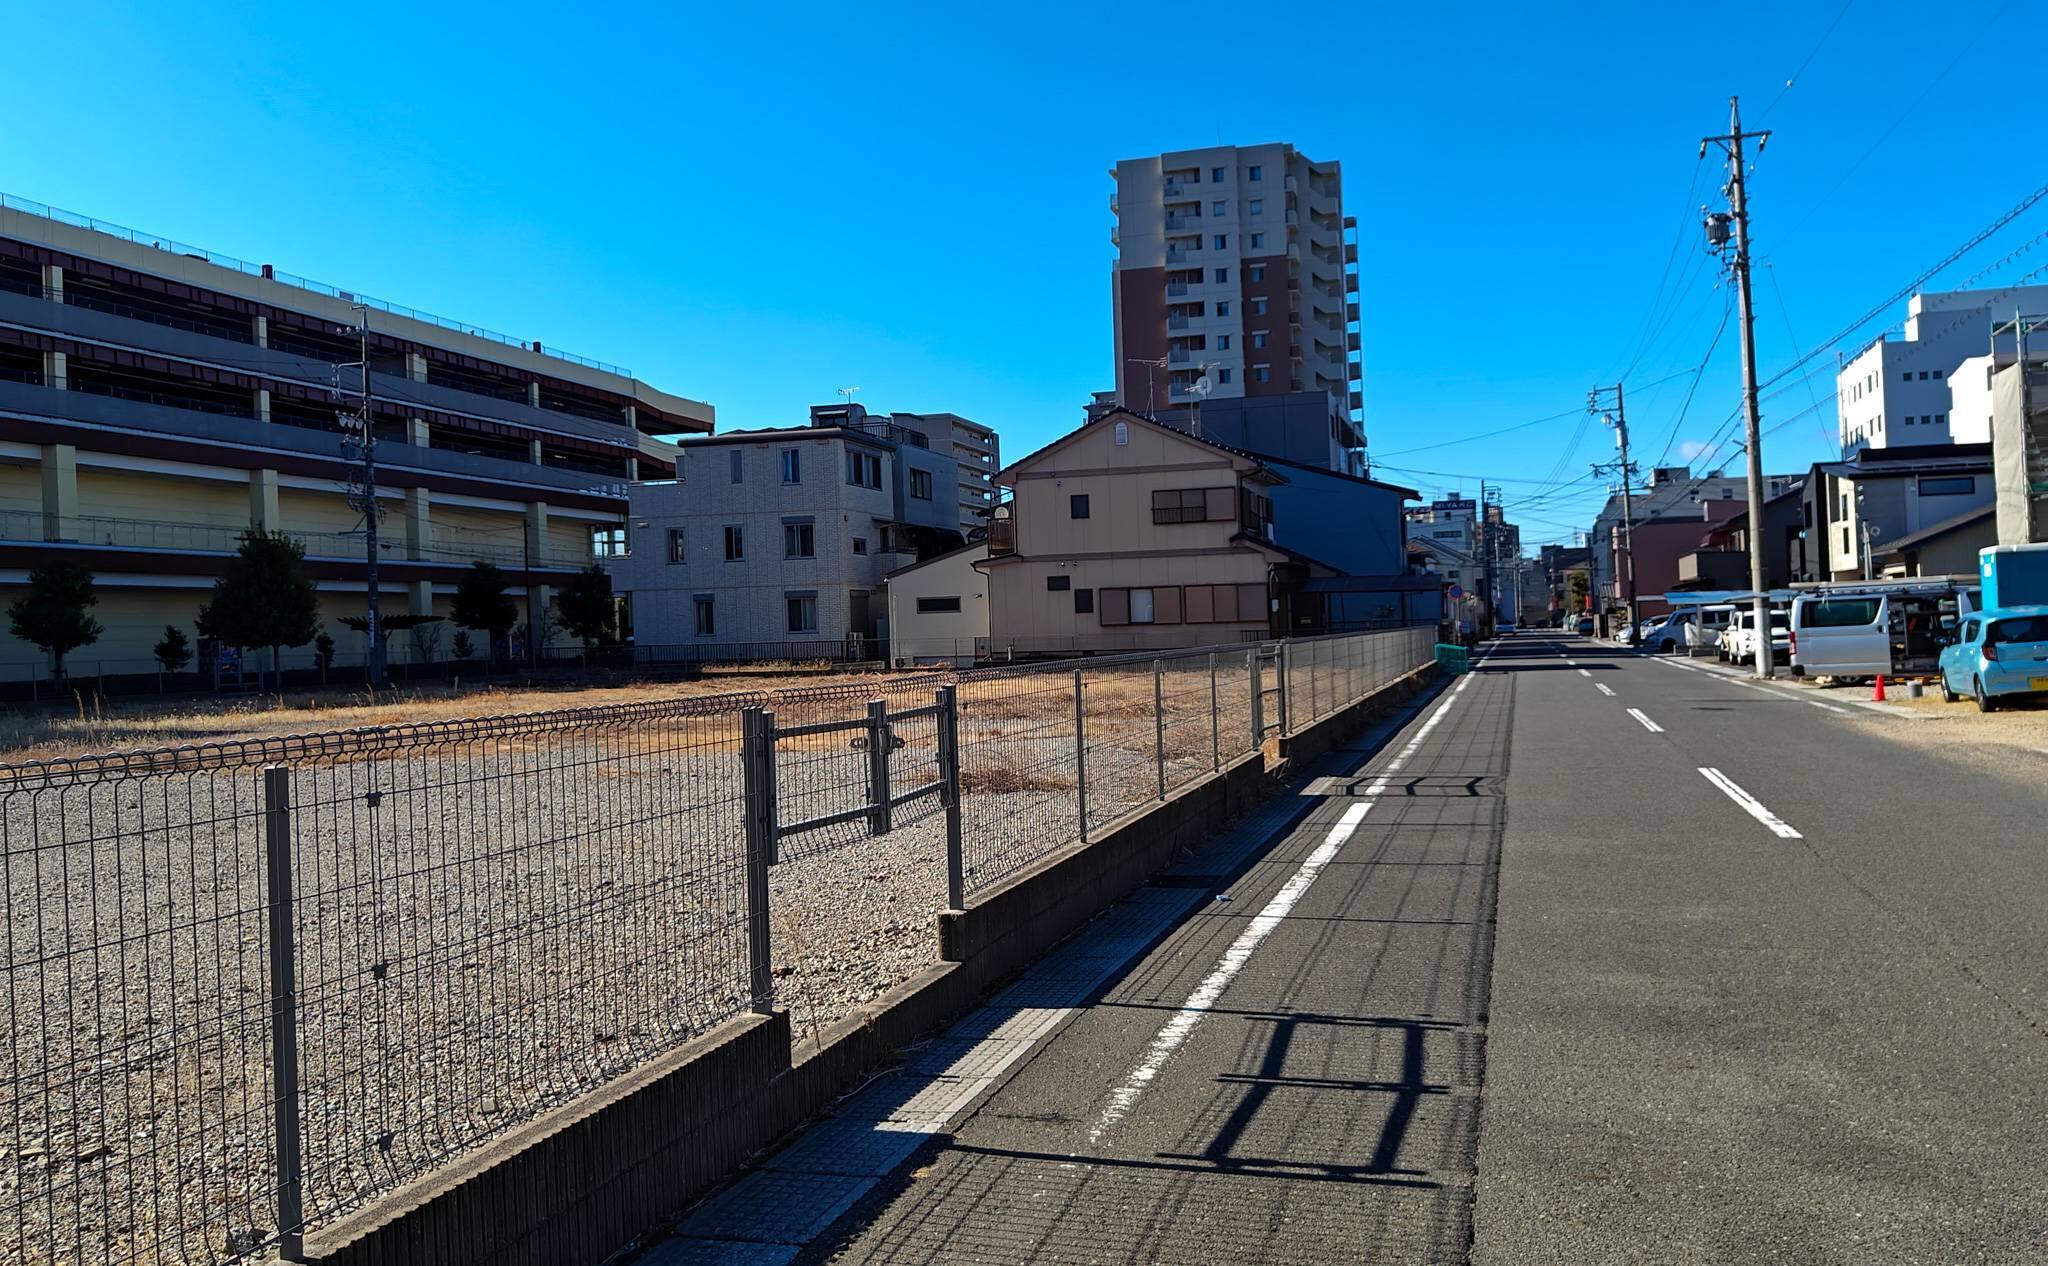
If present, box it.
[808,402,998,534]
[615,419,963,656]
[1110,144,1361,431]
[1835,284,2048,452]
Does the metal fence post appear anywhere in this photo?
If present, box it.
[1278,642,1293,735]
[1153,658,1167,800]
[1249,650,1264,745]
[937,686,965,908]
[1208,652,1220,771]
[1073,669,1089,843]
[865,697,892,835]
[741,708,776,1014]
[262,765,305,1262]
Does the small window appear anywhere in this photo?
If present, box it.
[1217,334,1231,350]
[1936,413,1946,425]
[1252,331,1268,350]
[1071,493,1092,517]
[1919,370,1930,380]
[666,527,686,564]
[1213,234,1227,250]
[1152,488,1211,524]
[1130,588,1155,624]
[1919,475,1976,496]
[1047,575,1071,591]
[845,451,882,489]
[1933,368,1944,379]
[1211,166,1225,181]
[786,594,817,633]
[1216,301,1230,317]
[693,595,715,636]
[1217,368,1232,384]
[780,448,801,484]
[1249,233,1264,249]
[1247,165,1262,181]
[590,525,627,558]
[724,524,744,560]
[729,450,743,483]
[916,596,962,614]
[1248,198,1263,215]
[1212,199,1227,215]
[1254,366,1270,383]
[1249,264,1265,282]
[852,537,867,555]
[1213,267,1229,283]
[1075,588,1094,614]
[1251,298,1269,316]
[1901,372,1912,383]
[784,522,815,558]
[911,469,933,500]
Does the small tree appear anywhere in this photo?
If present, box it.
[197,530,320,691]
[552,565,616,656]
[153,624,193,674]
[451,629,475,660]
[7,562,102,682]
[1566,570,1591,615]
[450,561,518,667]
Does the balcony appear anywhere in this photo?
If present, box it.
[1110,225,1120,247]
[1165,246,1197,264]
[1165,281,1190,298]
[1168,348,1193,365]
[1163,178,1190,197]
[0,506,595,570]
[1167,314,1191,331]
[1164,212,1200,231]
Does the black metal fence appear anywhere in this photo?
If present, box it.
[0,627,1432,1264]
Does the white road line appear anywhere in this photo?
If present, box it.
[1577,668,1592,678]
[1595,683,1615,696]
[1699,767,1803,838]
[1626,707,1664,733]
[1089,666,1469,1143]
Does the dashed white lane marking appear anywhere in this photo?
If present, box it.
[1577,668,1592,678]
[1595,683,1615,697]
[1089,651,1483,1144]
[1626,707,1664,733]
[1699,767,1803,838]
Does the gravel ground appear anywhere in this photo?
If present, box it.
[0,641,1411,1265]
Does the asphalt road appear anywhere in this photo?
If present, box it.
[642,634,2048,1265]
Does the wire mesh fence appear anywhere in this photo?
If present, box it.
[0,627,1432,1264]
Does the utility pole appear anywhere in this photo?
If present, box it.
[1477,482,1496,634]
[1589,383,1639,636]
[1704,96,1774,677]
[343,306,386,687]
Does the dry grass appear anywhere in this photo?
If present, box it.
[960,758,1075,795]
[0,669,936,764]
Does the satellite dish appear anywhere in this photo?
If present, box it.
[1192,375,1214,399]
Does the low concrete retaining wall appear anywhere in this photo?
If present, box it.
[300,662,1439,1266]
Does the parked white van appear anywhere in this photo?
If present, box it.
[1790,586,1979,681]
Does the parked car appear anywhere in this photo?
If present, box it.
[1685,604,1737,653]
[1575,615,1595,635]
[1635,616,1670,649]
[1646,612,1697,654]
[1721,608,1789,665]
[1789,593,1887,681]
[1937,606,2048,711]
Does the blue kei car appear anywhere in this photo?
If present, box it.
[1937,605,2048,711]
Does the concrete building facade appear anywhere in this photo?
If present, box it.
[0,195,711,682]
[1109,145,1362,450]
[1795,443,1995,582]
[883,542,989,667]
[1834,285,2048,452]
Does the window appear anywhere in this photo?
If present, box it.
[1112,420,1129,445]
[783,522,815,558]
[1211,166,1225,182]
[1801,597,1880,628]
[1180,583,1260,622]
[1249,233,1264,249]
[724,524,744,560]
[693,595,715,636]
[878,525,895,553]
[846,450,882,489]
[1251,298,1269,316]
[852,537,867,555]
[1152,488,1217,523]
[1249,264,1265,282]
[916,596,962,614]
[1990,616,2048,644]
[1919,371,1930,380]
[911,469,933,500]
[1213,267,1229,283]
[1212,199,1227,215]
[1213,234,1228,250]
[1047,575,1071,591]
[1131,589,1155,623]
[1919,475,1976,496]
[1248,198,1263,215]
[1070,493,1090,518]
[1216,301,1230,317]
[1252,331,1268,350]
[1217,334,1231,350]
[1901,372,1912,383]
[780,448,801,484]
[1217,368,1232,384]
[1933,368,1944,379]
[1247,164,1262,181]
[785,593,817,633]
[666,527,686,564]
[1074,588,1094,614]
[1936,413,1946,425]
[1254,366,1270,383]
[730,450,744,483]
[590,525,627,558]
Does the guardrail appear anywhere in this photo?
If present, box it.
[0,626,1433,1263]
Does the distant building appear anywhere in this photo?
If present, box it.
[0,196,711,681]
[1085,388,1363,475]
[615,415,964,658]
[1834,285,2048,452]
[802,402,996,535]
[1108,144,1362,454]
[883,541,988,667]
[1794,443,1993,581]
[1590,466,1798,619]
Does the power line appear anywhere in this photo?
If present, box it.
[1650,295,1736,469]
[1758,0,1856,120]
[1371,407,1581,457]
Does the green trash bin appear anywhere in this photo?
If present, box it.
[1433,642,1470,675]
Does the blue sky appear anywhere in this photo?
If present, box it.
[6,0,2043,544]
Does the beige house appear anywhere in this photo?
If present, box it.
[981,408,1307,654]
[884,542,989,667]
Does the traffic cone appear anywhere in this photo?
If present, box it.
[1872,675,1886,702]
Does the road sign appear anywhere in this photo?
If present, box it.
[1448,584,1464,600]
